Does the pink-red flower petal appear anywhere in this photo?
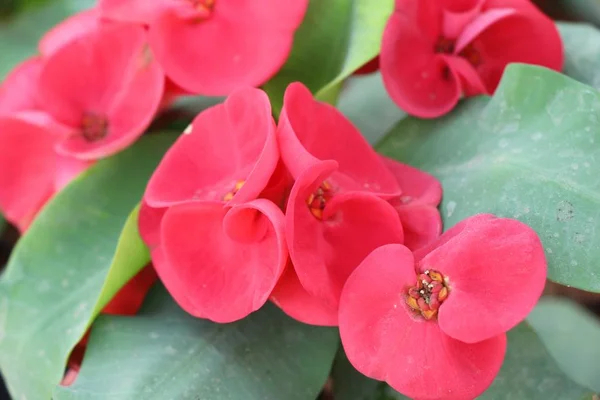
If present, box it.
[0,57,42,115]
[339,244,506,400]
[160,199,287,322]
[279,83,400,196]
[39,8,102,56]
[144,87,277,207]
[148,0,308,95]
[270,263,338,327]
[415,214,547,343]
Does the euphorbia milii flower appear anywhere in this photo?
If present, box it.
[278,82,405,309]
[38,22,164,160]
[381,0,563,118]
[99,0,309,95]
[339,214,547,399]
[39,8,102,56]
[140,87,287,323]
[0,57,42,115]
[381,156,443,250]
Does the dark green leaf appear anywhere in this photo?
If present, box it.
[528,297,600,393]
[377,64,600,292]
[0,134,176,400]
[263,0,393,113]
[0,0,94,78]
[54,285,339,400]
[338,72,406,145]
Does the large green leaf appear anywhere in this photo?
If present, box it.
[0,133,176,400]
[377,64,600,292]
[332,324,592,400]
[263,0,393,113]
[0,0,94,78]
[528,297,600,393]
[54,285,339,400]
[559,22,600,91]
[338,72,406,145]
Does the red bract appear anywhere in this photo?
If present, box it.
[381,0,563,118]
[38,23,164,160]
[0,57,42,115]
[140,88,287,323]
[99,0,308,95]
[339,214,546,399]
[278,83,404,309]
[39,8,101,56]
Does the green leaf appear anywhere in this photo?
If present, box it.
[559,22,600,91]
[0,133,176,400]
[377,64,600,292]
[262,0,394,113]
[0,215,5,234]
[0,0,94,79]
[54,285,340,400]
[332,324,592,400]
[338,72,406,145]
[528,297,600,393]
[481,324,593,399]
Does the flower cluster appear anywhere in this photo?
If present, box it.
[0,0,307,231]
[380,0,563,118]
[139,84,547,398]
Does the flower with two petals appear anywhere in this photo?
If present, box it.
[339,214,547,399]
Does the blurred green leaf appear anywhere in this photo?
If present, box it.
[377,64,600,292]
[332,324,592,400]
[54,285,339,400]
[0,0,94,79]
[528,297,600,393]
[559,22,600,91]
[338,72,406,145]
[263,0,393,114]
[0,133,176,400]
[0,215,5,233]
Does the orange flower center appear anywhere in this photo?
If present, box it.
[223,180,245,202]
[189,0,215,14]
[406,270,449,320]
[306,181,334,220]
[81,113,108,142]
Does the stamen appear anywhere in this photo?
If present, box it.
[406,269,450,320]
[306,181,334,220]
[81,112,108,142]
[223,180,245,202]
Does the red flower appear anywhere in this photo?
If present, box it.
[339,214,547,399]
[381,0,563,118]
[140,87,287,323]
[39,8,102,56]
[38,22,164,160]
[0,57,42,115]
[278,83,404,309]
[99,0,309,95]
[381,156,443,250]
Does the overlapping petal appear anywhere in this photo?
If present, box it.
[339,244,506,400]
[145,88,277,207]
[39,8,102,56]
[160,199,287,323]
[0,57,42,115]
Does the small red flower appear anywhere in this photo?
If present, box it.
[339,214,547,399]
[99,0,309,95]
[381,156,443,250]
[38,22,164,160]
[140,88,287,323]
[278,83,404,309]
[381,0,563,118]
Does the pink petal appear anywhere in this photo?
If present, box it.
[138,201,167,250]
[54,155,93,192]
[416,215,547,343]
[397,204,442,251]
[98,0,169,24]
[160,200,287,322]
[279,83,400,197]
[380,156,442,206]
[286,162,404,308]
[0,117,57,232]
[39,8,102,56]
[149,0,308,95]
[464,6,563,93]
[454,8,517,53]
[441,0,484,39]
[270,263,338,327]
[339,243,506,400]
[442,54,488,96]
[381,11,462,118]
[144,87,277,207]
[0,57,43,115]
